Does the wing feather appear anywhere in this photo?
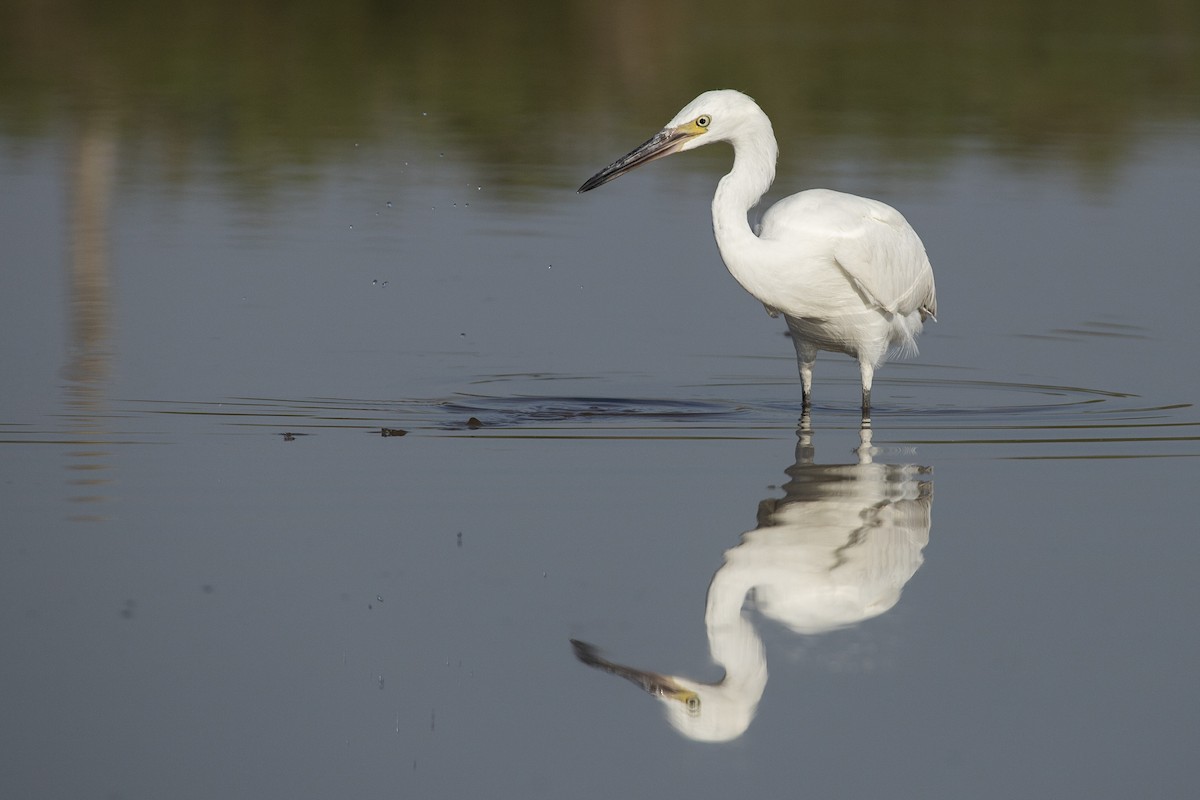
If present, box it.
[758,189,937,319]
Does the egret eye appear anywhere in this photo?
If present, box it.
[696,115,711,128]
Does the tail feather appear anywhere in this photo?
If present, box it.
[888,311,924,360]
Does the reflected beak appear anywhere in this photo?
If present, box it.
[578,126,697,192]
[570,638,701,715]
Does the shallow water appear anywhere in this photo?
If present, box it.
[3,3,1200,799]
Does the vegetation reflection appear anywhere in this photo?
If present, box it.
[2,0,1197,190]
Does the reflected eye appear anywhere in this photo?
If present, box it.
[696,115,711,128]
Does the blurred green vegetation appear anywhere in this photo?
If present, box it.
[1,0,1197,186]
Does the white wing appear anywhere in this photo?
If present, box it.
[758,189,937,319]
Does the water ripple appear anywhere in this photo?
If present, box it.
[3,373,1195,457]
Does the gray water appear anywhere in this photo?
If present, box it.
[2,2,1199,798]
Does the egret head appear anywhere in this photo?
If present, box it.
[578,89,772,192]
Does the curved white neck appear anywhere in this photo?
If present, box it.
[711,128,777,259]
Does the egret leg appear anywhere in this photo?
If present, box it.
[799,361,814,409]
[789,328,817,410]
[859,360,875,418]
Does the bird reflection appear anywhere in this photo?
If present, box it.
[571,416,932,742]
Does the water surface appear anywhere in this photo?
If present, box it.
[2,2,1198,798]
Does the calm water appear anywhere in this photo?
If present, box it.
[2,2,1199,798]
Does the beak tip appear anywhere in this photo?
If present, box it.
[577,127,687,197]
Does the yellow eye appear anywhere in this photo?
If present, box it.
[696,115,711,128]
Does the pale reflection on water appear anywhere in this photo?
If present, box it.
[62,106,116,521]
[573,418,931,741]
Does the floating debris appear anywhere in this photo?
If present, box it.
[381,427,407,437]
[466,417,483,429]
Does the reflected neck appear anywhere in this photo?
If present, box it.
[704,559,767,695]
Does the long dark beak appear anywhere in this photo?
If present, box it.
[578,127,692,193]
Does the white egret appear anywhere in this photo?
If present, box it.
[579,90,938,415]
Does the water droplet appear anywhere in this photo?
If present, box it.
[386,201,393,208]
[349,224,354,230]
